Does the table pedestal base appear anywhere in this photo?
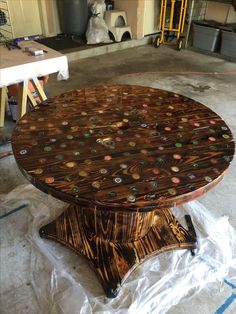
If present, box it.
[39,205,197,298]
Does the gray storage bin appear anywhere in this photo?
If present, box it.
[220,30,236,59]
[193,23,220,52]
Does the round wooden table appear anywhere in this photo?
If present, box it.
[12,85,235,298]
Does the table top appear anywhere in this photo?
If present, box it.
[0,41,69,87]
[12,85,235,211]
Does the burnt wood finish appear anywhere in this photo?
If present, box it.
[12,85,235,297]
[39,205,196,297]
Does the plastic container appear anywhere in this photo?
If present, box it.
[57,0,88,36]
[193,23,221,52]
[105,0,114,10]
[220,30,236,59]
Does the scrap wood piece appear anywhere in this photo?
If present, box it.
[0,151,13,159]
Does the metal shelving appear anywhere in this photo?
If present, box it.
[0,0,13,42]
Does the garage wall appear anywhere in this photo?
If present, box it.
[205,2,236,23]
[39,0,160,39]
[115,0,160,38]
[227,6,236,23]
[38,0,61,36]
[2,0,43,38]
[115,0,144,39]
[143,0,160,36]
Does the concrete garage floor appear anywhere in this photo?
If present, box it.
[1,44,236,313]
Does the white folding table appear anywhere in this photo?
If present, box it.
[0,40,69,127]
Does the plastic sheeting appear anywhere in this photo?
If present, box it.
[86,1,111,45]
[1,184,236,314]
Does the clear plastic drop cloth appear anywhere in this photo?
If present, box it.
[1,184,236,314]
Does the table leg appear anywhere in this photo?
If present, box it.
[39,205,197,298]
[17,78,47,121]
[17,80,28,121]
[27,90,37,108]
[31,77,47,102]
[0,87,7,127]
